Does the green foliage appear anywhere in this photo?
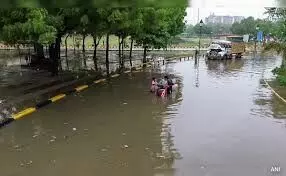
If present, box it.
[133,7,186,49]
[193,23,212,35]
[183,25,195,36]
[264,42,286,55]
[0,7,187,50]
[108,8,130,37]
[231,17,256,35]
[231,16,276,37]
[0,8,57,45]
[265,8,286,42]
[272,66,286,75]
[277,75,286,86]
[272,66,286,86]
[0,0,188,8]
[184,23,231,36]
[264,7,286,86]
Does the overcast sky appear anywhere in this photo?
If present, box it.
[186,0,277,24]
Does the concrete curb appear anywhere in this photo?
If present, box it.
[264,79,286,104]
[0,55,192,129]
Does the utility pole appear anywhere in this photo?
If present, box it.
[198,20,204,54]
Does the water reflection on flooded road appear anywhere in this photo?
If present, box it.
[1,56,286,176]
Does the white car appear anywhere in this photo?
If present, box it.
[206,44,230,60]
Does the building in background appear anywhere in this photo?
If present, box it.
[205,13,244,24]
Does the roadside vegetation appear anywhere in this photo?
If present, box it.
[263,8,286,87]
[0,7,187,76]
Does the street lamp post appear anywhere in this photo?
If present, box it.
[196,19,203,65]
[198,19,204,54]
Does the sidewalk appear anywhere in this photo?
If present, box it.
[0,68,94,112]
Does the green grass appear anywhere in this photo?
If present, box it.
[170,37,211,48]
[269,80,286,100]
[62,35,212,49]
[63,35,130,49]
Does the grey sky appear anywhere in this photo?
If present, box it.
[186,0,277,24]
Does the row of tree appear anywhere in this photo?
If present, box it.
[264,8,286,86]
[231,16,276,37]
[0,8,187,75]
[183,16,276,38]
[183,23,232,36]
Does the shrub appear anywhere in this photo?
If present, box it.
[272,67,286,86]
[272,67,286,75]
[277,75,286,86]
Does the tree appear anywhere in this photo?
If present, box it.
[164,8,186,47]
[133,8,186,63]
[0,8,57,72]
[108,8,130,68]
[0,7,187,76]
[209,23,231,35]
[0,0,188,8]
[78,12,89,67]
[0,8,56,45]
[264,8,286,68]
[231,17,257,35]
[45,8,82,75]
[133,8,167,63]
[183,24,195,36]
[263,8,286,86]
[193,23,212,35]
[128,8,143,67]
[86,8,107,71]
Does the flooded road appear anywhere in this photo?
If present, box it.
[1,55,286,176]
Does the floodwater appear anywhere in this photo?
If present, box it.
[1,55,286,176]
[0,50,192,104]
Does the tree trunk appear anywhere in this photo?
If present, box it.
[82,34,86,54]
[65,34,69,69]
[118,36,121,68]
[34,43,45,59]
[17,45,21,65]
[73,35,76,54]
[65,34,69,58]
[28,45,31,64]
[93,36,98,71]
[121,37,124,67]
[106,34,110,75]
[45,46,48,55]
[50,35,61,76]
[49,44,57,76]
[56,36,62,71]
[143,46,147,64]
[82,34,87,68]
[129,39,133,67]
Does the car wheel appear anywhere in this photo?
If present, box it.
[222,55,227,60]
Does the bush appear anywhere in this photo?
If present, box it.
[277,75,286,86]
[272,67,286,86]
[272,67,286,75]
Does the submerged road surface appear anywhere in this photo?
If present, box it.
[1,56,286,176]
